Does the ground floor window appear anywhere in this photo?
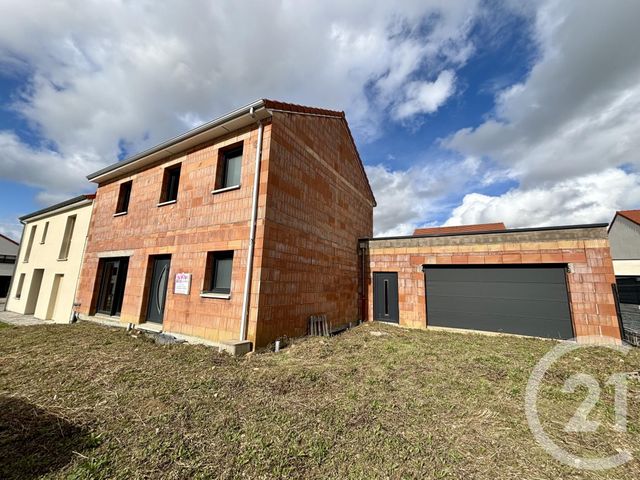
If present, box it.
[204,251,234,294]
[96,257,129,316]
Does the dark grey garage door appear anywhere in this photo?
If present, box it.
[424,265,573,339]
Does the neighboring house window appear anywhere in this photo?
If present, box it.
[40,221,49,244]
[160,164,181,203]
[15,273,25,299]
[216,145,243,189]
[0,255,16,264]
[58,215,76,260]
[95,257,129,316]
[617,277,640,304]
[204,251,234,294]
[24,225,37,262]
[116,181,132,214]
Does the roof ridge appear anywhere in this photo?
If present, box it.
[0,232,19,245]
[262,99,345,118]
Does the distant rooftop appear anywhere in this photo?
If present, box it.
[413,222,506,236]
[19,194,96,223]
[616,210,640,226]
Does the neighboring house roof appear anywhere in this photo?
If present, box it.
[19,194,96,223]
[86,98,376,205]
[615,210,640,227]
[0,232,19,246]
[413,222,507,236]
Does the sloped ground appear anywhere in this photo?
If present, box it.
[0,320,638,479]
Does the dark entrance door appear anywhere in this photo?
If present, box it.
[146,255,171,324]
[424,265,573,339]
[96,257,129,316]
[373,272,399,323]
[0,276,10,298]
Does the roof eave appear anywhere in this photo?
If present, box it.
[87,99,270,184]
[19,194,95,223]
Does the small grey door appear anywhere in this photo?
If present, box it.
[424,266,573,339]
[146,256,171,324]
[373,272,399,323]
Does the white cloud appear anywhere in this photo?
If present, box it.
[441,0,640,228]
[0,0,482,203]
[392,70,456,120]
[366,156,485,236]
[0,219,22,243]
[0,131,100,195]
[446,169,640,228]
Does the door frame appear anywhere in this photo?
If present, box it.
[24,269,44,315]
[372,271,399,323]
[144,254,172,325]
[95,257,129,317]
[45,273,64,321]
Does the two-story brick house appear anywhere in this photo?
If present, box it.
[75,100,375,350]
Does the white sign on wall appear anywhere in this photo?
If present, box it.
[174,273,191,295]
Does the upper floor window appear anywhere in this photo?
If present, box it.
[58,215,76,260]
[216,145,243,190]
[116,181,132,214]
[160,163,181,204]
[40,221,49,244]
[23,225,37,263]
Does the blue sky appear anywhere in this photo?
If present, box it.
[1,1,639,239]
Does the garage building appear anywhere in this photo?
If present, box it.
[361,223,622,340]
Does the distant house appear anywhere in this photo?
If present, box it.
[413,222,506,236]
[608,210,640,333]
[0,233,19,300]
[6,195,95,322]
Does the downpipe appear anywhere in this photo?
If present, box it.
[239,116,264,342]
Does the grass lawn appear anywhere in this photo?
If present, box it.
[0,321,638,479]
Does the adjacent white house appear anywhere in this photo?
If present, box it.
[6,195,95,323]
[608,210,640,334]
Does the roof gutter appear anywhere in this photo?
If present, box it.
[19,195,95,224]
[87,99,269,183]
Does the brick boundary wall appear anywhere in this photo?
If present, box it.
[362,225,621,341]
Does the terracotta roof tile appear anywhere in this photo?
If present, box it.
[617,210,640,226]
[413,222,507,236]
[262,99,345,118]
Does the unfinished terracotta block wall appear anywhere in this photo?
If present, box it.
[364,226,621,340]
[254,112,375,346]
[75,124,271,345]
